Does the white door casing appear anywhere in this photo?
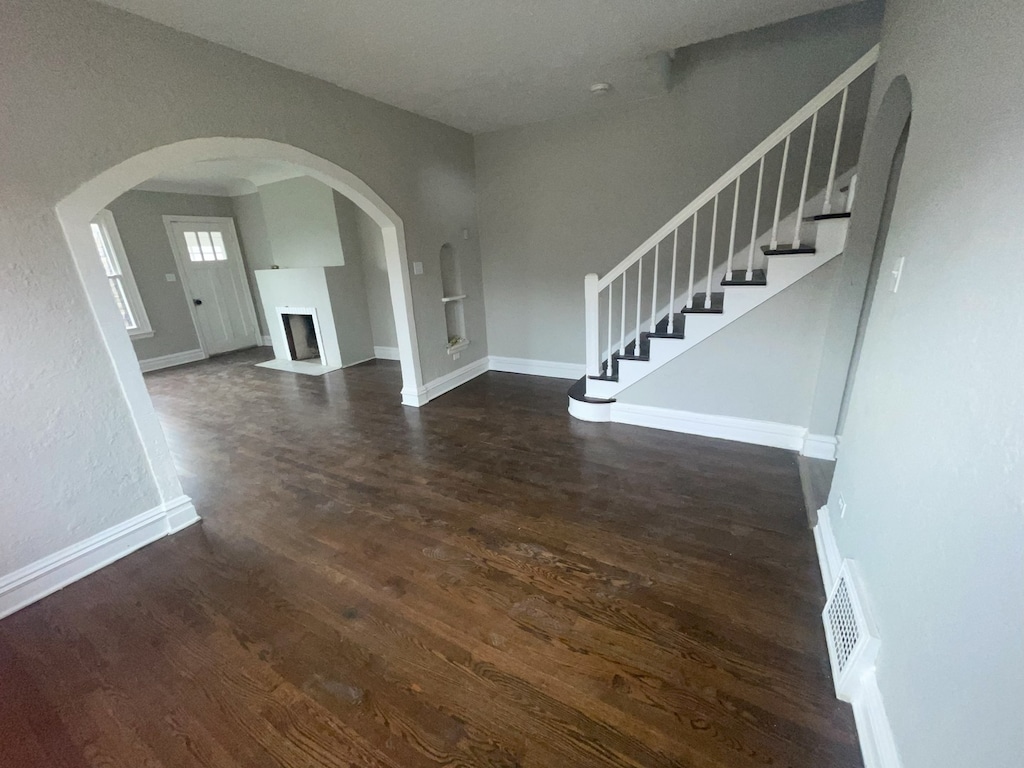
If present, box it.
[163,215,261,356]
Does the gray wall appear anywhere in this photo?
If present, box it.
[827,0,1024,765]
[259,176,346,268]
[475,1,883,364]
[617,260,838,426]
[329,193,376,363]
[107,190,238,360]
[0,0,483,577]
[355,207,399,349]
[231,191,275,336]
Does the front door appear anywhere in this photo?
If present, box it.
[166,217,260,356]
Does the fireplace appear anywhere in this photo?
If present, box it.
[275,307,325,365]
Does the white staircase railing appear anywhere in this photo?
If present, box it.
[584,46,879,379]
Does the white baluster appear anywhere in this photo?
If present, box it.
[649,242,660,335]
[634,256,643,356]
[619,274,626,357]
[847,174,858,212]
[823,87,849,215]
[770,135,791,250]
[793,110,818,249]
[667,227,679,333]
[687,212,698,308]
[704,195,718,309]
[748,156,765,280]
[606,284,613,376]
[584,273,600,377]
[727,176,740,282]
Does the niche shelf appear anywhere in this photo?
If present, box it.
[440,243,468,354]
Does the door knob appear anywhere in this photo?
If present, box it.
[193,299,203,306]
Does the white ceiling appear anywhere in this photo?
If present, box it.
[98,0,858,134]
[134,158,307,196]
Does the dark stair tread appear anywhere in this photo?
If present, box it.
[587,373,618,382]
[614,354,649,362]
[653,314,686,336]
[680,292,724,313]
[568,377,616,404]
[762,244,816,255]
[722,269,767,286]
[806,212,851,221]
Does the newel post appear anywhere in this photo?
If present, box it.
[584,273,600,378]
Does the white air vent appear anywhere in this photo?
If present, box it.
[823,559,879,702]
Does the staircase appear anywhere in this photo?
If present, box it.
[569,46,879,424]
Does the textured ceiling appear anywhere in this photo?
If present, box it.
[98,0,859,133]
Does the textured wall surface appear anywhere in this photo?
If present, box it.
[0,0,484,576]
[826,0,1024,765]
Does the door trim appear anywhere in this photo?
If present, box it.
[162,214,262,356]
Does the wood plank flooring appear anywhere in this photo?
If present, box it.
[0,348,861,768]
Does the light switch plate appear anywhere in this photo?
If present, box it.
[452,352,460,361]
[412,261,424,275]
[890,257,905,293]
[165,273,177,282]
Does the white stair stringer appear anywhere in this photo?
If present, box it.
[574,218,847,413]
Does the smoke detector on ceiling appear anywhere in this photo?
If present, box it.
[589,82,612,96]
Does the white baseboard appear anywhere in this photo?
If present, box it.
[813,505,902,768]
[852,669,903,768]
[402,357,490,407]
[374,345,400,360]
[802,433,838,460]
[138,348,206,373]
[0,495,199,620]
[813,504,842,591]
[488,356,586,380]
[611,402,806,451]
[261,335,273,347]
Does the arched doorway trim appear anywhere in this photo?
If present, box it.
[55,137,426,510]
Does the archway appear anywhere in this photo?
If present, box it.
[55,137,427,510]
[834,77,913,437]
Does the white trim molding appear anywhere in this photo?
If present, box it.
[852,670,904,768]
[802,433,839,460]
[374,345,401,360]
[404,357,489,406]
[488,356,586,380]
[138,348,206,373]
[813,505,903,768]
[611,403,806,451]
[0,496,199,620]
[813,504,843,590]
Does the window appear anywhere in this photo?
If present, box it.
[90,210,153,338]
[182,229,228,262]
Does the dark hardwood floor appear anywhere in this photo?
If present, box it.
[0,348,861,768]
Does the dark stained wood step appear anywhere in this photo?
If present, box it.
[722,269,767,286]
[805,212,851,221]
[680,292,724,314]
[762,245,816,255]
[568,376,616,404]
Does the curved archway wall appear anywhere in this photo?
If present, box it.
[56,138,427,512]
[805,76,914,440]
[0,0,486,591]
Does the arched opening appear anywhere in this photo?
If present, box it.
[835,77,913,436]
[55,137,427,510]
